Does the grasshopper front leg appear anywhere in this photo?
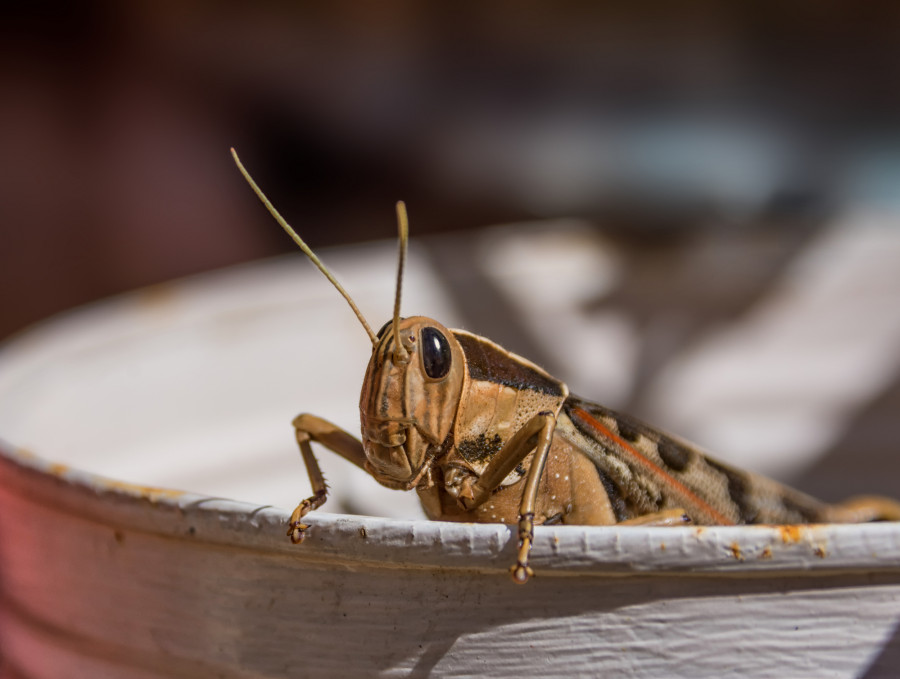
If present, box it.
[288,414,369,543]
[462,411,558,584]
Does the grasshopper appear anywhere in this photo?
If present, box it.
[232,149,900,583]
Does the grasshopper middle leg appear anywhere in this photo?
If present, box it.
[463,411,558,584]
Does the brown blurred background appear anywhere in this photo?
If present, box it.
[2,2,900,501]
[4,2,900,337]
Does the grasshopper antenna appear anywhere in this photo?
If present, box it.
[392,200,410,362]
[231,148,378,346]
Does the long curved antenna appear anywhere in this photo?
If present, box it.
[392,201,409,362]
[231,148,377,346]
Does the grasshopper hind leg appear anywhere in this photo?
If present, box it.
[824,495,900,523]
[619,509,692,527]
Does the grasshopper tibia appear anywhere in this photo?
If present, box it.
[463,411,557,584]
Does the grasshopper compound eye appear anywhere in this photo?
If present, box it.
[421,327,451,379]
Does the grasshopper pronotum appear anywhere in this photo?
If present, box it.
[232,149,900,583]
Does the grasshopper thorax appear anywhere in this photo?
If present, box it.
[359,316,465,489]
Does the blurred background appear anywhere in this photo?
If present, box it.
[2,2,900,502]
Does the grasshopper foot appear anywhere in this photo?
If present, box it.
[509,512,536,584]
[287,521,309,543]
[287,490,328,544]
[509,562,534,584]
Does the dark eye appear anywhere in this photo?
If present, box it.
[421,327,451,379]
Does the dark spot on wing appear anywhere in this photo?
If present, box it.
[780,493,825,524]
[615,418,641,443]
[657,439,691,472]
[706,459,758,524]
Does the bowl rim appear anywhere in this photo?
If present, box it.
[3,440,899,580]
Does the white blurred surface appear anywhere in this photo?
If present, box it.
[649,212,900,476]
[1,214,899,516]
[0,240,459,519]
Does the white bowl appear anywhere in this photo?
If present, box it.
[2,229,900,678]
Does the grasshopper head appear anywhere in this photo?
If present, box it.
[359,316,465,489]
